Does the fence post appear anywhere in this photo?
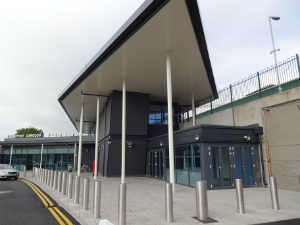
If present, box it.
[230,85,233,106]
[257,72,262,98]
[296,54,300,78]
[210,94,213,115]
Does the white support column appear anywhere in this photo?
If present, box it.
[9,145,13,166]
[78,103,84,177]
[121,78,126,184]
[73,143,77,171]
[94,96,100,180]
[166,51,175,193]
[192,92,196,126]
[40,144,43,169]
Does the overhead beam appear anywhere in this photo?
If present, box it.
[81,91,110,98]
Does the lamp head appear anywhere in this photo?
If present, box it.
[270,16,280,21]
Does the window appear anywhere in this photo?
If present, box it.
[149,104,174,124]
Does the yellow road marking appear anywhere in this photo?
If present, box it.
[20,179,48,207]
[21,179,72,225]
[21,179,54,207]
[54,207,73,225]
[49,208,66,225]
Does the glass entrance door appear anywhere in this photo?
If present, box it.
[209,145,235,189]
[233,146,255,186]
[148,150,164,179]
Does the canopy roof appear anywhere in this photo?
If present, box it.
[58,0,217,133]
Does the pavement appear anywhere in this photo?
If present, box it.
[0,177,79,225]
[20,171,300,225]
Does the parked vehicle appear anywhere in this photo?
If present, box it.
[0,164,19,180]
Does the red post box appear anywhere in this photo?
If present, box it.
[93,160,99,176]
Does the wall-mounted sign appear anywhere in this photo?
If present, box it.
[8,132,79,139]
[8,134,42,138]
[49,132,79,137]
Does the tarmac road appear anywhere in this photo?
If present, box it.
[0,178,79,225]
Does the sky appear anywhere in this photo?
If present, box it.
[1,0,299,141]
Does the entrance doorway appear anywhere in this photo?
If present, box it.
[148,149,164,179]
[208,144,256,189]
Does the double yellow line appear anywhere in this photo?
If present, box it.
[20,179,73,225]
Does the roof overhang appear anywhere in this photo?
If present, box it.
[58,0,217,133]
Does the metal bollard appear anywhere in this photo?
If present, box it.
[67,174,74,199]
[50,170,54,188]
[235,179,245,214]
[195,181,209,221]
[53,171,58,190]
[269,177,280,210]
[74,176,80,204]
[32,167,35,177]
[43,169,47,183]
[62,173,67,195]
[24,166,27,177]
[165,183,173,223]
[82,178,90,210]
[41,169,44,182]
[43,169,46,183]
[57,172,62,192]
[93,181,101,219]
[47,170,51,186]
[38,169,41,181]
[118,183,127,225]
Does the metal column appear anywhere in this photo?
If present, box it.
[118,183,126,225]
[58,172,62,192]
[40,144,43,169]
[94,96,100,179]
[73,143,77,172]
[9,145,13,166]
[62,172,67,195]
[269,177,280,210]
[121,78,126,184]
[77,103,84,177]
[235,179,245,214]
[47,170,51,186]
[32,167,35,177]
[68,173,73,199]
[50,170,54,188]
[93,181,101,219]
[82,178,90,210]
[118,78,127,225]
[74,176,80,204]
[195,181,209,220]
[165,183,173,222]
[166,51,175,193]
[53,171,58,190]
[192,92,196,126]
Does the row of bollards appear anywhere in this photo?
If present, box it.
[31,169,280,223]
[32,168,102,219]
[165,178,280,223]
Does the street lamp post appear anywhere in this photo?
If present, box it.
[268,16,282,93]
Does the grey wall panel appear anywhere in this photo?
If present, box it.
[128,115,148,125]
[80,144,95,166]
[129,125,148,135]
[131,106,149,116]
[99,148,104,176]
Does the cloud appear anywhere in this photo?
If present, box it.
[1,0,300,141]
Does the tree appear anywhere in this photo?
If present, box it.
[16,126,44,138]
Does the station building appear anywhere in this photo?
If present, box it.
[0,0,265,190]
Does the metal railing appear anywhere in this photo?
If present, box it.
[183,54,300,122]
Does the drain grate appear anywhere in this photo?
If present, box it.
[192,216,218,224]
